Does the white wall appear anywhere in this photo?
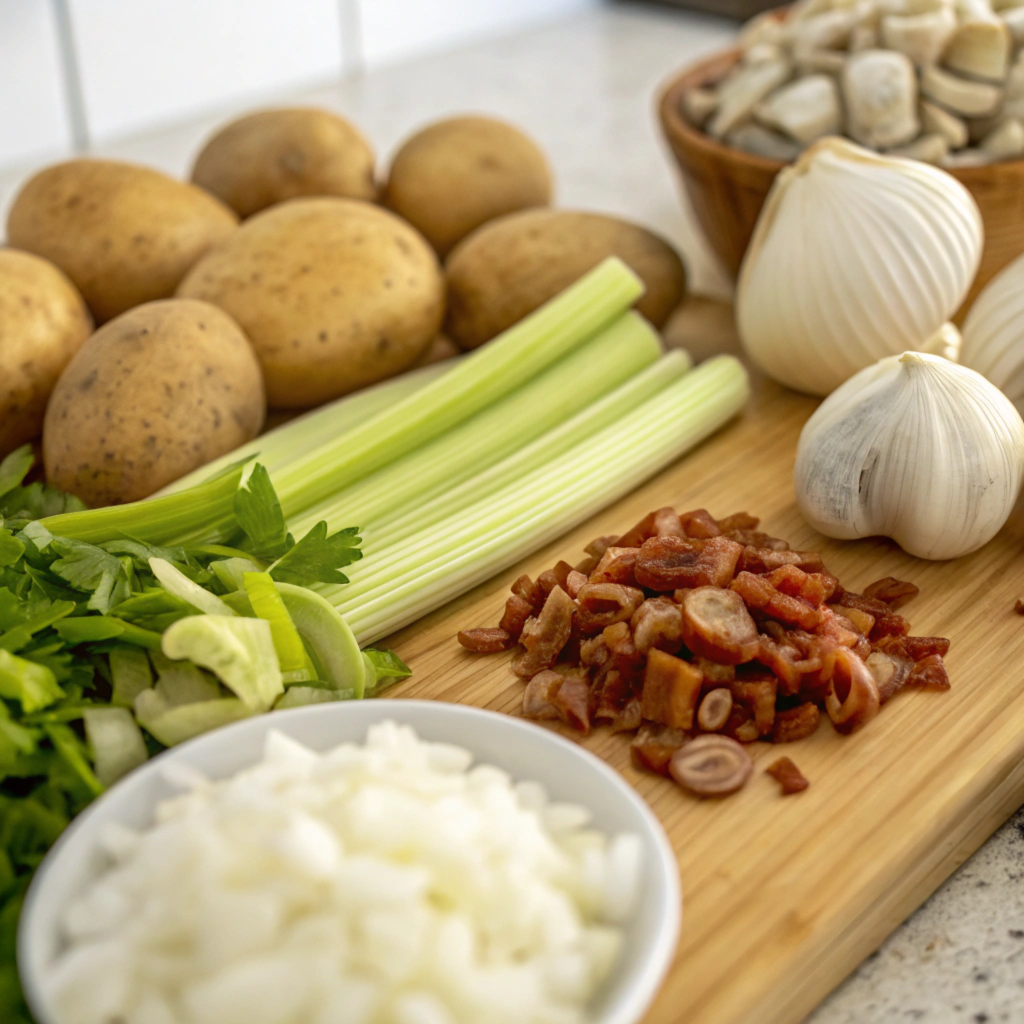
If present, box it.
[0,0,600,173]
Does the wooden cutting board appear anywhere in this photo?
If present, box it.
[382,301,1024,1024]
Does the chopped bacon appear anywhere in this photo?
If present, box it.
[458,627,513,653]
[865,650,913,703]
[771,703,821,743]
[679,508,722,538]
[575,583,645,633]
[499,594,534,639]
[592,668,632,721]
[863,576,920,610]
[837,591,909,641]
[634,536,703,590]
[631,597,684,654]
[538,561,574,598]
[653,506,686,538]
[730,676,777,735]
[579,634,610,667]
[757,633,821,696]
[907,653,951,690]
[681,586,760,664]
[631,722,688,776]
[767,564,837,606]
[589,545,640,579]
[727,530,790,551]
[589,550,640,587]
[551,673,591,734]
[837,605,875,637]
[648,535,742,590]
[816,607,861,649]
[825,648,880,734]
[739,547,825,574]
[616,511,657,548]
[732,571,821,631]
[693,657,736,685]
[565,569,588,599]
[522,670,563,720]
[641,649,704,730]
[697,687,733,731]
[511,574,543,611]
[715,512,759,533]
[511,586,575,677]
[874,634,950,661]
[766,757,810,795]
[724,704,760,743]
[610,697,643,733]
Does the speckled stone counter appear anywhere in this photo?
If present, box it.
[2,4,1022,1019]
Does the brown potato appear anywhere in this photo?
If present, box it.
[7,159,238,324]
[178,197,444,408]
[191,107,377,218]
[0,249,93,458]
[383,115,552,258]
[445,209,688,350]
[43,299,264,506]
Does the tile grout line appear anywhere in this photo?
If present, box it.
[50,0,90,154]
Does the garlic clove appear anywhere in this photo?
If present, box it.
[920,99,970,148]
[962,252,1024,415]
[794,351,1024,560]
[943,18,1013,82]
[886,131,951,162]
[681,87,718,128]
[736,137,983,396]
[843,50,920,148]
[921,64,1003,116]
[980,117,1024,157]
[726,122,804,161]
[754,75,843,143]
[881,8,958,65]
[708,58,793,139]
[920,321,963,361]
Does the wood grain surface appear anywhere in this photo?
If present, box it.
[378,304,1024,1024]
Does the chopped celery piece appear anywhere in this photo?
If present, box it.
[83,707,148,786]
[0,649,63,713]
[135,689,254,747]
[334,356,750,644]
[41,460,248,545]
[46,723,104,796]
[243,572,315,682]
[109,646,153,708]
[150,651,221,706]
[268,258,643,519]
[157,360,452,496]
[273,583,364,697]
[287,312,662,536]
[362,648,412,697]
[275,686,355,709]
[149,557,236,617]
[210,557,262,592]
[161,615,282,711]
[54,617,126,644]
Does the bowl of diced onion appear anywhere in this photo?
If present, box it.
[19,700,681,1024]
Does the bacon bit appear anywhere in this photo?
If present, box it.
[522,670,563,720]
[863,576,920,610]
[757,633,820,696]
[641,649,704,730]
[670,735,753,796]
[837,605,875,637]
[589,545,640,580]
[631,597,684,654]
[579,634,610,668]
[552,673,591,733]
[511,574,543,610]
[458,627,513,653]
[565,569,588,599]
[875,634,950,661]
[728,530,790,551]
[585,535,619,559]
[865,650,913,703]
[499,594,534,640]
[592,668,631,720]
[837,591,910,641]
[631,722,689,775]
[694,657,736,685]
[616,511,657,548]
[767,564,837,606]
[634,536,702,590]
[655,535,743,590]
[681,586,760,664]
[715,512,759,533]
[739,547,825,574]
[589,551,640,587]
[907,653,951,691]
[825,648,880,734]
[732,571,821,631]
[610,698,643,733]
[731,676,777,735]
[680,508,722,538]
[512,585,575,677]
[538,561,574,598]
[653,506,686,538]
[723,703,760,743]
[771,703,821,743]
[697,687,733,731]
[602,620,635,657]
[576,582,645,633]
[816,607,861,649]
[766,757,809,795]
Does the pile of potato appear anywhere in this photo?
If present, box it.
[0,106,687,507]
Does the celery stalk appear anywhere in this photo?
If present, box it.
[243,572,315,682]
[285,312,663,535]
[331,356,750,644]
[266,258,643,518]
[156,360,453,497]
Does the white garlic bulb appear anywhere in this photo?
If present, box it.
[961,252,1024,416]
[736,137,983,397]
[794,350,1024,560]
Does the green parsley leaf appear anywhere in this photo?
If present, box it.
[0,601,75,654]
[0,651,63,713]
[234,464,292,560]
[48,539,131,614]
[55,617,126,645]
[270,522,362,587]
[0,448,33,502]
[0,532,23,569]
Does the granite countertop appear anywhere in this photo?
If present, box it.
[2,3,1023,1019]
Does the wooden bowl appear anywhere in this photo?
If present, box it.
[658,49,1024,312]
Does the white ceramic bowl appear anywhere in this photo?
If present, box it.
[19,700,681,1024]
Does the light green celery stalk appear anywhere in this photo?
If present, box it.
[156,360,454,497]
[354,349,693,547]
[332,356,750,645]
[285,312,662,536]
[266,258,643,518]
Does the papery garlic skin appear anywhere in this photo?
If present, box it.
[961,251,1024,416]
[794,351,1024,560]
[737,137,983,397]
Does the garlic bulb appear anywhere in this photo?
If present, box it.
[794,351,1024,560]
[961,251,1024,416]
[736,137,983,397]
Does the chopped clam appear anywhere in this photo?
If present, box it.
[843,49,920,147]
[796,49,850,75]
[921,64,1003,115]
[744,42,786,65]
[1003,6,1024,41]
[789,8,861,53]
[739,10,786,48]
[682,87,718,127]
[881,8,958,64]
[980,117,1024,157]
[887,131,951,161]
[944,19,1012,81]
[879,0,955,14]
[850,23,881,47]
[708,58,792,138]
[920,100,970,147]
[754,74,843,142]
[725,122,804,160]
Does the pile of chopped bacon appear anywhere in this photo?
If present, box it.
[458,508,951,798]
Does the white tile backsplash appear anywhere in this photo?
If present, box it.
[66,0,346,144]
[0,2,73,167]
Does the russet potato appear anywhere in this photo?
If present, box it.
[0,249,93,458]
[177,197,445,408]
[43,299,265,506]
[7,159,238,324]
[444,209,688,350]
[191,107,377,218]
